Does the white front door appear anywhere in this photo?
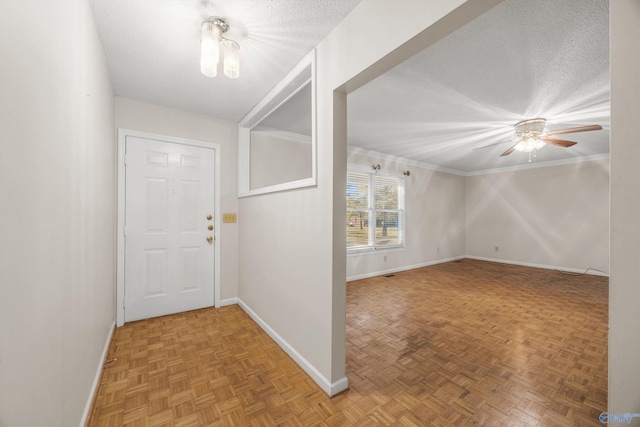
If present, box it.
[124,135,215,322]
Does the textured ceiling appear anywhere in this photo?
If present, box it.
[348,0,610,173]
[89,0,362,121]
[90,0,610,174]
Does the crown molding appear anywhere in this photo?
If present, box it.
[465,153,610,176]
[347,146,609,177]
[347,146,467,176]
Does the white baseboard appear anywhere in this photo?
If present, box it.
[219,297,239,307]
[80,321,115,427]
[347,256,465,282]
[330,376,350,396]
[236,298,349,397]
[465,255,610,277]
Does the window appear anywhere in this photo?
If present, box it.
[346,170,405,251]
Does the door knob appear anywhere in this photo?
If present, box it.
[206,236,213,243]
[206,215,212,220]
[208,225,214,230]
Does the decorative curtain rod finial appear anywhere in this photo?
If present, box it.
[403,170,411,176]
[372,164,381,172]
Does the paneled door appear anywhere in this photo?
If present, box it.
[124,136,215,322]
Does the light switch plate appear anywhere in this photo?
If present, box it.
[222,213,237,223]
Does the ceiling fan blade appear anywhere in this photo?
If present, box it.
[545,124,602,136]
[472,141,509,151]
[500,141,520,157]
[542,137,577,148]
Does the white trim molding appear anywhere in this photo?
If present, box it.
[348,145,610,177]
[347,146,466,176]
[236,299,349,397]
[348,255,608,282]
[466,153,610,176]
[79,321,115,427]
[219,297,239,307]
[347,256,465,282]
[465,255,609,277]
[238,49,317,198]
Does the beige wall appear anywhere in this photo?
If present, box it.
[250,132,312,190]
[115,97,239,301]
[1,0,636,421]
[0,0,116,425]
[610,0,640,417]
[238,0,500,394]
[239,0,640,411]
[346,151,466,280]
[466,159,609,273]
[347,154,609,280]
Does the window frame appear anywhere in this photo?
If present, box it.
[346,166,406,254]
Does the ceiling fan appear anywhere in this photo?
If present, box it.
[476,118,603,161]
[501,118,602,157]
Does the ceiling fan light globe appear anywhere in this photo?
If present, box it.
[514,136,545,153]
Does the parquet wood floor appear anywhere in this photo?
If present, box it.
[88,259,608,426]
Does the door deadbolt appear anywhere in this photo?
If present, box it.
[206,215,212,220]
[206,236,213,243]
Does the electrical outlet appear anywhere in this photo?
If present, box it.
[495,246,499,252]
[222,213,237,223]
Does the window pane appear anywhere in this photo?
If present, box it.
[375,211,401,246]
[374,176,399,210]
[347,210,370,248]
[347,172,370,209]
[346,171,405,251]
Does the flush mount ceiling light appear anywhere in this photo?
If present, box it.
[201,16,239,79]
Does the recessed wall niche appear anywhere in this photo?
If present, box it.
[238,50,316,197]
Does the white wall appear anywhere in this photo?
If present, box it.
[238,0,500,395]
[609,0,640,417]
[0,1,115,425]
[466,159,609,273]
[115,97,239,301]
[346,151,466,281]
